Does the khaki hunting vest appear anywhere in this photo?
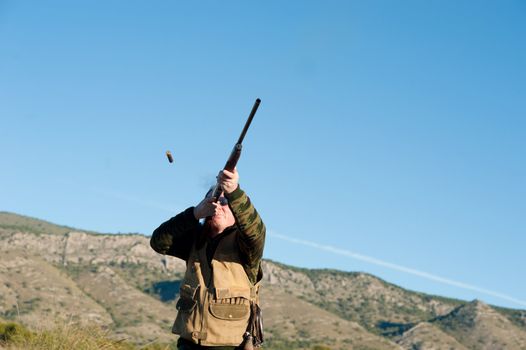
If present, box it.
[172,231,260,346]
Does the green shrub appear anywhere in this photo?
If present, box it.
[0,322,32,342]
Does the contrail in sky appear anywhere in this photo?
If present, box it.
[270,231,526,308]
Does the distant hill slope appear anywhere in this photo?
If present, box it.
[0,211,77,236]
[1,211,525,349]
[395,322,470,350]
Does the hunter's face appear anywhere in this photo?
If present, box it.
[208,194,235,235]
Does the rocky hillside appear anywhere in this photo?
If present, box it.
[1,211,525,349]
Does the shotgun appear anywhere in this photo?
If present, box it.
[210,98,261,200]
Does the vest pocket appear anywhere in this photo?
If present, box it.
[209,303,249,321]
[176,297,197,313]
[176,284,199,313]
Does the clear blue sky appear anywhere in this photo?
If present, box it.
[1,1,524,309]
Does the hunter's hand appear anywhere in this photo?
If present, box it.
[218,168,239,194]
[193,197,222,220]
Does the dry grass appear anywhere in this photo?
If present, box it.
[0,321,175,350]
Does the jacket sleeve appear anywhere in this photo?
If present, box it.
[226,186,266,284]
[150,207,200,261]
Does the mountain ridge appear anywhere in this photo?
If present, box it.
[1,211,525,349]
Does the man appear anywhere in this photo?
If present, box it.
[150,168,265,350]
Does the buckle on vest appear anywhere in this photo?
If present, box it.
[192,331,207,340]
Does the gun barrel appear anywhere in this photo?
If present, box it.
[211,98,261,200]
[237,98,261,145]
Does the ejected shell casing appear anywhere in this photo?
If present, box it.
[166,151,174,163]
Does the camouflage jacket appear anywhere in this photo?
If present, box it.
[150,186,266,284]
